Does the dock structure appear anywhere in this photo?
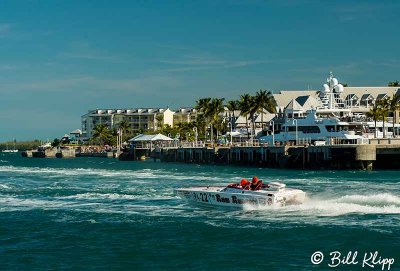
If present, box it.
[22,149,114,158]
[159,142,400,170]
[22,148,77,158]
[20,140,400,169]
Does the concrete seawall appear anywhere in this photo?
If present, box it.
[22,149,116,158]
[159,144,400,170]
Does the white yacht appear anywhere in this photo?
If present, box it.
[259,109,364,145]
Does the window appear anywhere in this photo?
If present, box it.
[288,126,320,133]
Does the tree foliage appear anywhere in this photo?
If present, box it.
[92,124,114,145]
[195,97,225,142]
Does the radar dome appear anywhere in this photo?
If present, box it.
[323,84,330,93]
[336,84,344,93]
[331,78,338,86]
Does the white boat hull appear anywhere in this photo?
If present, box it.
[2,150,18,153]
[174,186,306,208]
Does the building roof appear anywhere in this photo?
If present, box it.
[175,108,197,114]
[345,93,358,100]
[254,113,275,123]
[128,133,173,142]
[235,115,249,125]
[361,93,374,101]
[273,90,319,111]
[285,99,303,112]
[295,95,309,106]
[376,93,388,101]
[295,95,320,110]
[273,87,400,110]
[339,87,399,100]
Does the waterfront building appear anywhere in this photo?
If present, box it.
[173,108,198,126]
[80,74,400,140]
[269,74,400,140]
[273,79,400,122]
[81,108,174,138]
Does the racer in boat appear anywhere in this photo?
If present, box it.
[240,179,250,190]
[250,176,263,191]
[227,179,250,189]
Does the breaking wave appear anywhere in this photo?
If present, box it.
[58,192,176,201]
[0,165,219,182]
[337,193,400,206]
[242,193,400,216]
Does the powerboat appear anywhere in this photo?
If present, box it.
[174,182,305,207]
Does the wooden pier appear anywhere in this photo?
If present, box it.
[20,140,400,169]
[159,143,400,170]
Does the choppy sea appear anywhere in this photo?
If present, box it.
[0,154,399,270]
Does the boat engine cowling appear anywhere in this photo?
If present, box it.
[268,182,286,190]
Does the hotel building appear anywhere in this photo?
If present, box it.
[173,108,198,126]
[81,108,175,138]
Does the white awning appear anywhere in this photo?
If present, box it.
[128,133,174,142]
[70,129,82,134]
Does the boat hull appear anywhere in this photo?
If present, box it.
[174,186,305,208]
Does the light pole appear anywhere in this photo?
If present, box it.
[269,120,274,146]
[227,122,232,146]
[293,119,298,145]
[209,124,213,147]
[116,128,119,153]
[193,127,198,147]
[176,133,180,143]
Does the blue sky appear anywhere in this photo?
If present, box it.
[0,0,399,140]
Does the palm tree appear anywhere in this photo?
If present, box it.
[367,104,382,138]
[195,98,212,118]
[195,98,211,123]
[380,98,390,138]
[193,113,207,140]
[195,97,224,143]
[249,98,258,138]
[388,93,400,137]
[118,119,131,133]
[238,94,254,139]
[208,98,225,141]
[254,90,277,129]
[155,114,164,130]
[388,80,399,87]
[195,98,212,141]
[92,124,113,145]
[226,100,239,129]
[116,119,131,142]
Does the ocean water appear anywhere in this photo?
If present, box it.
[0,154,399,271]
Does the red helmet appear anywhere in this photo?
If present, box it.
[240,179,248,186]
[252,176,259,184]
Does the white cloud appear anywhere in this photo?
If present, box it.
[334,2,399,22]
[59,41,124,62]
[59,52,121,62]
[161,55,274,72]
[0,23,12,37]
[0,64,26,71]
[0,75,182,96]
